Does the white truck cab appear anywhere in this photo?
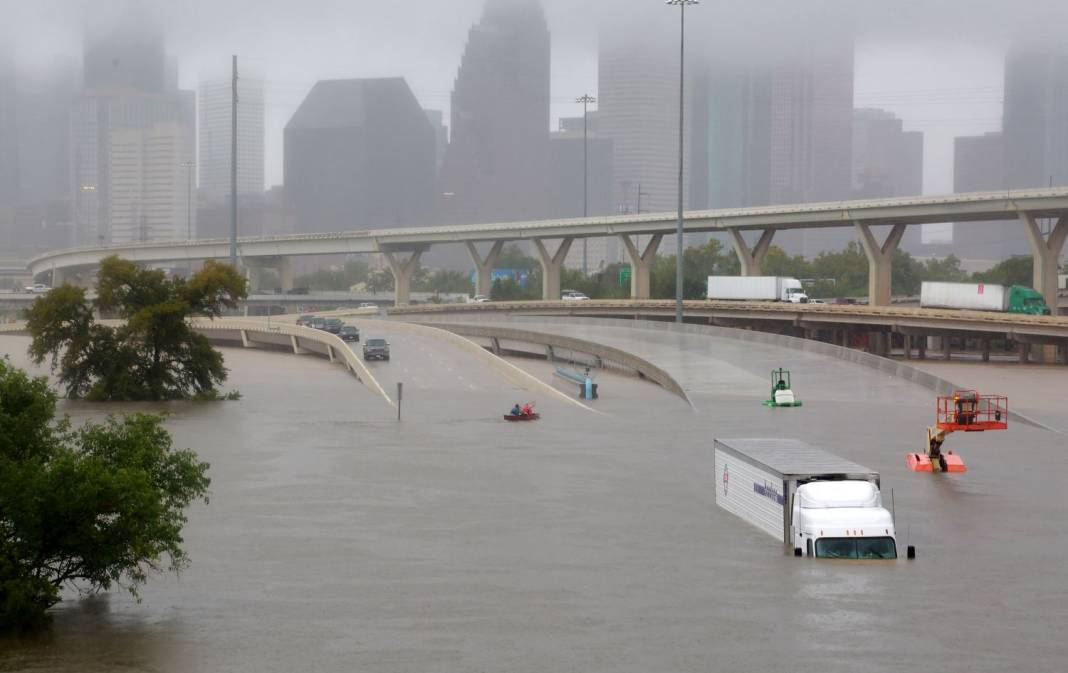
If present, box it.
[791,481,897,559]
[782,278,808,303]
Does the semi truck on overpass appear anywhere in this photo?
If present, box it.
[707,276,808,303]
[920,281,1051,315]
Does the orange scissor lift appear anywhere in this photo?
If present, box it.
[906,390,1008,473]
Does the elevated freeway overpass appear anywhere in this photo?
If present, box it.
[25,187,1068,310]
[388,299,1068,364]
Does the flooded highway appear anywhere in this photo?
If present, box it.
[1,319,1066,673]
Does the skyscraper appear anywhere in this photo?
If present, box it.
[284,78,436,233]
[71,15,195,246]
[0,43,17,247]
[1003,43,1068,191]
[952,132,1015,262]
[109,122,194,243]
[852,108,923,199]
[198,76,265,205]
[439,0,550,224]
[598,30,686,217]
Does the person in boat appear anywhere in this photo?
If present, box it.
[510,403,522,416]
[521,403,533,416]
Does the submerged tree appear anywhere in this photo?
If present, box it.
[0,360,210,631]
[25,257,247,401]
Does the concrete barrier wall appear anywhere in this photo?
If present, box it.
[397,319,692,406]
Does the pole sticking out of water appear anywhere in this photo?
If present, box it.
[396,382,403,421]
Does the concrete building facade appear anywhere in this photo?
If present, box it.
[198,77,265,206]
[108,122,194,243]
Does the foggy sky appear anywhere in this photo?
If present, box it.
[5,0,1068,193]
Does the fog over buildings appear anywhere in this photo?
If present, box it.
[3,0,1068,268]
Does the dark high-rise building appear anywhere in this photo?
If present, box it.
[439,0,550,224]
[952,132,1020,262]
[0,44,16,217]
[852,108,923,199]
[548,120,614,270]
[284,78,436,233]
[1003,43,1068,191]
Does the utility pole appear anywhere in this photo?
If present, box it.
[180,161,194,240]
[667,0,698,324]
[576,94,596,276]
[230,55,238,269]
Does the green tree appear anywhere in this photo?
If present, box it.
[490,277,539,301]
[25,256,246,401]
[295,259,371,291]
[973,256,1033,287]
[364,268,395,294]
[0,359,210,631]
[495,244,539,271]
[920,254,969,283]
[413,269,474,294]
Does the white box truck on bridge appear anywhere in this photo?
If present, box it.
[714,438,912,560]
[707,276,808,303]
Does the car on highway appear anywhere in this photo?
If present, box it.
[561,290,589,301]
[362,338,390,361]
[339,325,360,342]
[296,314,316,326]
[469,294,490,303]
[322,317,343,334]
[357,302,378,310]
[308,316,326,330]
[24,283,51,294]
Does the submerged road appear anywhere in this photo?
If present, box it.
[1,319,1066,672]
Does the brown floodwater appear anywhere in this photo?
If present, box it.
[1,322,1066,673]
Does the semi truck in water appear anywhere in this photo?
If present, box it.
[714,438,911,560]
[707,276,808,303]
[920,281,1051,315]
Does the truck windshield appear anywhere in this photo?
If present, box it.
[815,537,896,559]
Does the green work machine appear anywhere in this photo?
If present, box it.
[763,369,802,407]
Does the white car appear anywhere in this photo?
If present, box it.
[24,283,51,294]
[469,294,490,303]
[561,291,589,301]
[357,302,378,309]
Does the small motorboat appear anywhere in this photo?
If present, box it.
[503,412,540,422]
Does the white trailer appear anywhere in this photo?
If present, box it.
[714,438,908,559]
[920,281,1006,312]
[707,276,808,303]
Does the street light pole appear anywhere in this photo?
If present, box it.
[576,94,596,276]
[667,0,697,323]
[180,161,194,240]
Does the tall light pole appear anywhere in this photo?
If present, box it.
[230,55,239,269]
[180,161,195,240]
[667,0,697,323]
[576,94,596,276]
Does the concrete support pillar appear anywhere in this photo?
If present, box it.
[903,334,912,360]
[728,228,775,276]
[466,241,504,297]
[326,345,335,363]
[619,233,663,299]
[278,257,294,293]
[855,222,906,307]
[533,238,574,301]
[917,337,926,360]
[240,330,250,348]
[382,248,425,307]
[1019,342,1030,364]
[244,265,262,294]
[1021,213,1068,310]
[981,338,991,363]
[942,337,952,361]
[1021,213,1066,362]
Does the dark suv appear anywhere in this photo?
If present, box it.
[322,318,343,334]
[339,325,360,342]
[362,338,390,361]
[296,314,315,327]
[308,316,326,330]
